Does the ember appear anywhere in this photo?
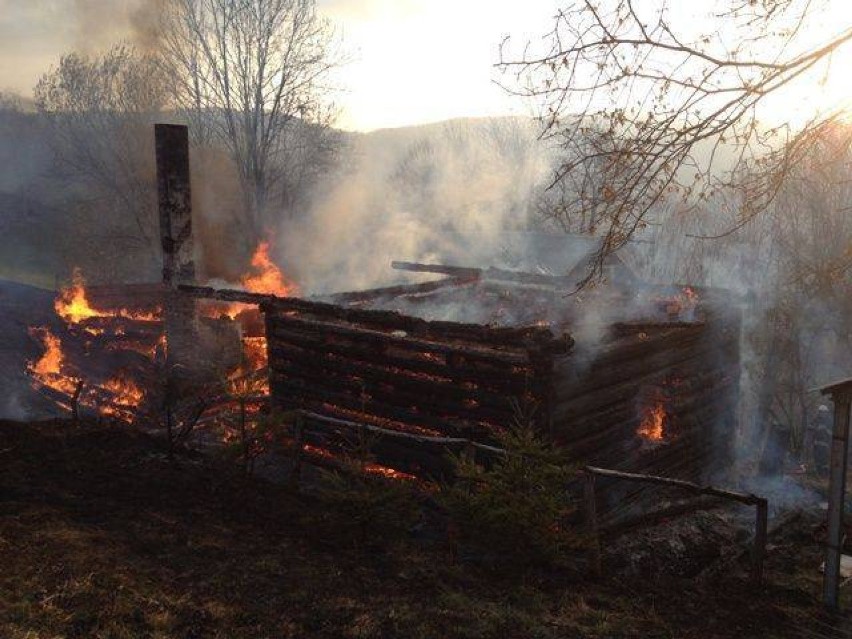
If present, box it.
[637,401,666,442]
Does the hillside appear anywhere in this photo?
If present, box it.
[0,419,838,638]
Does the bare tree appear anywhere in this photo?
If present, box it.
[756,122,852,449]
[500,0,852,285]
[158,0,340,243]
[34,44,166,270]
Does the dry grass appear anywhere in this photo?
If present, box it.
[0,419,845,638]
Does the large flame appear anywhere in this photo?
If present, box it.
[637,401,666,442]
[55,269,105,323]
[55,269,160,323]
[199,241,297,320]
[241,241,297,296]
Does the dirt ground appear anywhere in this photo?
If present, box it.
[0,419,849,638]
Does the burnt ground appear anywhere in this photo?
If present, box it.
[1,420,850,638]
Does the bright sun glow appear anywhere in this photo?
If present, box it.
[3,1,852,130]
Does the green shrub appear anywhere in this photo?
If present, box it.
[314,428,420,551]
[440,424,582,574]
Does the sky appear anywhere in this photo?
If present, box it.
[2,1,852,132]
[0,0,558,132]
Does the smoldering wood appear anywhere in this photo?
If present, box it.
[179,284,573,353]
[267,350,519,422]
[289,411,505,478]
[327,276,478,304]
[267,313,537,364]
[262,293,736,483]
[267,341,526,406]
[266,331,537,396]
[271,376,505,439]
[391,260,580,288]
[390,261,483,279]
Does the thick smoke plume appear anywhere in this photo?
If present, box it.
[280,117,548,294]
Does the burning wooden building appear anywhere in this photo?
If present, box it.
[181,254,740,484]
[26,124,741,488]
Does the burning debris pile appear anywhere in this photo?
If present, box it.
[25,241,296,426]
[27,270,164,422]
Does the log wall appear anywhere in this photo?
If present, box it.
[265,291,741,484]
[264,305,569,440]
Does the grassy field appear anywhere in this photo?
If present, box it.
[0,419,846,638]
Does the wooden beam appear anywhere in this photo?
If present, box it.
[585,465,768,584]
[327,276,478,304]
[179,283,572,353]
[390,261,482,279]
[391,260,576,288]
[584,466,764,505]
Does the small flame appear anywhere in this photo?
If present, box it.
[637,401,666,442]
[227,337,270,396]
[29,327,63,376]
[241,241,297,296]
[101,374,145,410]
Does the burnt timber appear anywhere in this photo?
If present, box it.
[180,271,740,483]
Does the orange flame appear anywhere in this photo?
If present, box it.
[227,337,270,396]
[101,374,144,411]
[55,269,160,323]
[637,401,666,442]
[55,269,105,323]
[27,327,78,396]
[29,328,63,376]
[241,241,297,296]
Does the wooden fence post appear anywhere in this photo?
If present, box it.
[820,379,852,610]
[752,498,768,585]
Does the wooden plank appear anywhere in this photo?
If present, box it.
[585,466,763,505]
[267,342,520,408]
[270,376,502,438]
[268,357,517,425]
[266,314,533,365]
[326,276,478,304]
[391,260,578,288]
[266,330,538,396]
